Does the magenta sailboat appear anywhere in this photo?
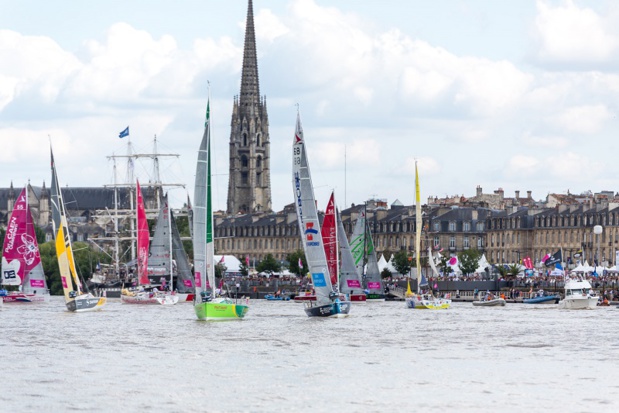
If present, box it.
[1,187,50,303]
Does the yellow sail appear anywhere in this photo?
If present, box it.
[55,225,74,302]
[415,161,421,293]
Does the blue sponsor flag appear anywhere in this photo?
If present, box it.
[119,126,129,138]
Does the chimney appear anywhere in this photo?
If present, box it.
[476,185,482,197]
[527,190,532,199]
[515,190,520,199]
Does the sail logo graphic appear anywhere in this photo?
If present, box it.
[305,222,319,246]
[294,171,303,219]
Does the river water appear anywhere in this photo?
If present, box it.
[1,297,618,412]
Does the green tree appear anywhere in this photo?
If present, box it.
[438,255,451,276]
[40,241,62,295]
[0,227,4,261]
[458,249,482,276]
[35,225,46,246]
[495,264,508,279]
[392,250,412,277]
[381,267,392,279]
[238,257,249,277]
[505,263,521,287]
[257,253,281,275]
[215,262,227,279]
[285,250,306,276]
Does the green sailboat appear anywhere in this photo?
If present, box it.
[193,97,249,320]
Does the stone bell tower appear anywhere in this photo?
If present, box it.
[226,0,272,215]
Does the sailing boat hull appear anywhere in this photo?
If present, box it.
[304,300,351,317]
[365,293,385,302]
[405,295,451,310]
[67,295,107,312]
[194,300,249,320]
[350,293,367,302]
[2,293,51,303]
[121,290,179,305]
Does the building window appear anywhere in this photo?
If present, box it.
[434,237,440,248]
[476,222,484,231]
[477,237,483,248]
[449,221,456,232]
[463,236,470,248]
[463,221,471,232]
[241,172,248,184]
[449,236,456,248]
[434,222,440,231]
[241,155,248,168]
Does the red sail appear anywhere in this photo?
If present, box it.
[321,191,337,285]
[136,180,150,286]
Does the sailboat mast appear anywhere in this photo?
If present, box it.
[363,202,368,277]
[334,196,340,289]
[205,98,215,295]
[112,157,120,278]
[415,161,422,293]
[153,135,162,210]
[167,197,174,291]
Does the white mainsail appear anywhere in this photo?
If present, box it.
[193,98,214,298]
[291,112,334,306]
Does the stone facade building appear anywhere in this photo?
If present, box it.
[3,182,619,271]
[226,0,272,215]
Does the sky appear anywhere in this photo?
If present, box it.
[2,0,619,213]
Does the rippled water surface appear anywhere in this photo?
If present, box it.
[1,297,618,412]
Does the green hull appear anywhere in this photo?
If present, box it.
[194,301,249,320]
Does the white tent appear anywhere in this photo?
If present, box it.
[377,254,389,272]
[386,254,400,276]
[214,255,241,273]
[570,263,587,273]
[474,254,490,273]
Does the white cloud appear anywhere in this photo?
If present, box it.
[533,0,619,64]
[255,9,290,43]
[551,104,612,134]
[505,155,541,178]
[548,151,604,181]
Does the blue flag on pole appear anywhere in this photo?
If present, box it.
[119,126,129,138]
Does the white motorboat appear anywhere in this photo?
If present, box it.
[558,277,598,310]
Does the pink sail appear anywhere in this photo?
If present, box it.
[321,191,338,285]
[2,188,41,286]
[136,180,150,286]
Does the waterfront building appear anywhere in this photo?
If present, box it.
[226,0,272,215]
[3,182,619,272]
[486,191,619,270]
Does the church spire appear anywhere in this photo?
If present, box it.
[227,0,272,215]
[239,0,260,108]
